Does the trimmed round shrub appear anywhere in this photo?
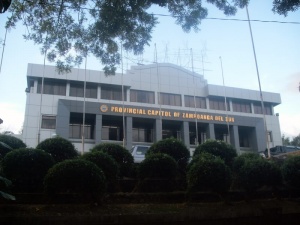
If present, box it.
[194,139,237,167]
[82,151,119,192]
[36,137,78,163]
[233,154,282,192]
[232,152,262,173]
[138,153,178,179]
[281,156,300,188]
[90,143,133,177]
[1,148,55,192]
[44,159,106,196]
[137,153,178,192]
[147,138,190,172]
[0,134,26,150]
[187,154,232,193]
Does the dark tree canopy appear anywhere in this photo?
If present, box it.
[4,0,298,74]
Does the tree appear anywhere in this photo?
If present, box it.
[272,0,300,16]
[4,1,299,74]
[282,134,291,146]
[5,0,245,75]
[291,134,300,146]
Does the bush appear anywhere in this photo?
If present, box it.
[233,154,282,192]
[90,143,133,177]
[281,156,300,188]
[44,159,106,197]
[193,139,237,167]
[36,137,78,163]
[0,134,26,150]
[147,138,190,172]
[138,153,178,179]
[187,154,232,194]
[137,153,178,192]
[82,151,119,192]
[1,148,55,192]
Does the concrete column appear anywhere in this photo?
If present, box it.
[155,119,162,141]
[95,114,102,145]
[207,123,215,139]
[229,99,233,112]
[182,121,190,149]
[206,98,210,109]
[97,86,101,99]
[251,103,255,114]
[231,125,240,154]
[126,117,132,150]
[66,82,70,96]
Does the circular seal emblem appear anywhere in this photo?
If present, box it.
[100,104,108,113]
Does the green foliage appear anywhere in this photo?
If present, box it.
[44,159,106,196]
[90,143,133,177]
[81,151,119,190]
[0,141,13,161]
[6,0,249,74]
[147,138,190,171]
[281,156,300,188]
[0,134,26,149]
[232,154,282,192]
[194,139,237,166]
[0,176,16,201]
[272,0,300,16]
[1,148,55,192]
[138,153,178,179]
[36,137,78,163]
[187,153,232,193]
[291,134,300,146]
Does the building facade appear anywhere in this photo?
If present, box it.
[22,63,282,154]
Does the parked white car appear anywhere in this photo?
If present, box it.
[130,145,150,163]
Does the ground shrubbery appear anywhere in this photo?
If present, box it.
[193,139,237,167]
[0,141,13,161]
[187,152,232,194]
[137,153,178,192]
[147,138,190,173]
[232,153,282,192]
[0,135,26,160]
[90,143,133,177]
[44,159,106,198]
[1,148,55,192]
[81,151,119,192]
[0,134,26,150]
[36,137,79,163]
[281,156,300,188]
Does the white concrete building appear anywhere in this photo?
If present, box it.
[22,63,282,154]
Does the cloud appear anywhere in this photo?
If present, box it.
[279,114,300,139]
[283,72,300,93]
[0,103,24,134]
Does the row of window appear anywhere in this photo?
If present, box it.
[41,114,273,148]
[36,79,272,115]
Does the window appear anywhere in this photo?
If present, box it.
[159,93,181,106]
[41,115,56,129]
[130,90,155,104]
[69,113,95,139]
[101,85,126,101]
[70,82,97,99]
[37,79,66,96]
[184,95,206,108]
[253,102,272,115]
[232,100,251,113]
[209,97,229,111]
[132,128,153,142]
[102,126,122,141]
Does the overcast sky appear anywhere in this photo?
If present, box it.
[0,0,299,139]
